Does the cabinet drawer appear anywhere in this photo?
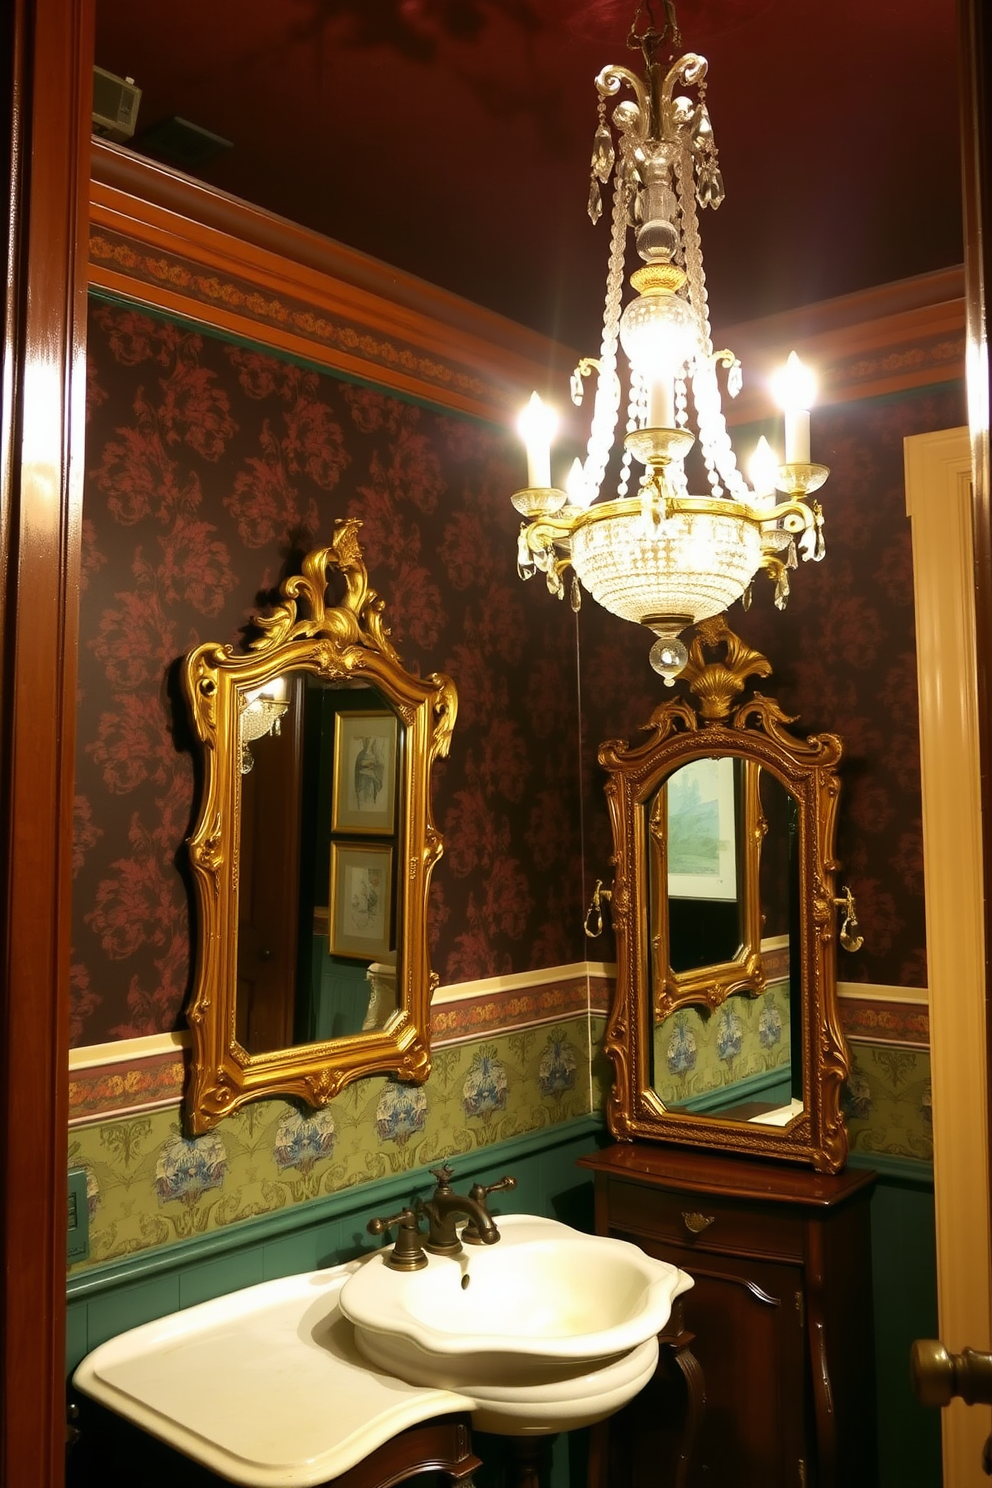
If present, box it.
[604,1176,805,1264]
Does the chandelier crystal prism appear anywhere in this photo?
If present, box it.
[511,3,829,682]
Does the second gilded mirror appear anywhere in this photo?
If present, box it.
[182,520,457,1133]
[601,617,850,1172]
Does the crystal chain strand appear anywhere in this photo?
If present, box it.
[676,145,749,500]
[581,139,632,501]
[617,371,644,500]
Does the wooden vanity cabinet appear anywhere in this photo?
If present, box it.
[579,1144,877,1488]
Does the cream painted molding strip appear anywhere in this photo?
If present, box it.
[69,1030,189,1070]
[838,982,928,1004]
[432,962,610,1002]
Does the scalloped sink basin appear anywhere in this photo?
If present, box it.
[340,1214,692,1415]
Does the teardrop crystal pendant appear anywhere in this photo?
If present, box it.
[570,575,582,613]
[813,513,826,561]
[696,164,725,208]
[587,175,603,224]
[690,105,714,149]
[774,569,791,610]
[591,123,615,183]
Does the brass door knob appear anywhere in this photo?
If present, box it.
[911,1339,992,1408]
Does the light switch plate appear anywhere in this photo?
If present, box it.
[67,1168,89,1264]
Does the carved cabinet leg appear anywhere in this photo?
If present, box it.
[587,1304,705,1488]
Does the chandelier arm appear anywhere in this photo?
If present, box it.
[525,493,814,539]
[759,497,818,530]
[658,52,707,137]
[520,515,577,554]
[596,64,648,129]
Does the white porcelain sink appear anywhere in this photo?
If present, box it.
[340,1213,692,1431]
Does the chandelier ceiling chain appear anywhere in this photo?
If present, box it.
[627,0,682,63]
[510,3,830,682]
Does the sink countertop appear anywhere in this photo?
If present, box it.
[71,1259,476,1488]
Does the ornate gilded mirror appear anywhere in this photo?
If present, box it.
[181,520,457,1133]
[600,617,851,1173]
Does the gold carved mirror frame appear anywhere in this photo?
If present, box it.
[182,520,457,1134]
[601,617,850,1173]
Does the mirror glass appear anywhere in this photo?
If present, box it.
[183,524,456,1133]
[599,617,849,1172]
[650,764,802,1125]
[236,676,403,1055]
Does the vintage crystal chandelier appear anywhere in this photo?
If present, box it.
[511,1,829,681]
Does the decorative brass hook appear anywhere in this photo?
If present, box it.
[833,885,864,953]
[584,879,613,939]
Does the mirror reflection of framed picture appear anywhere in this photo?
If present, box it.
[331,711,398,834]
[666,756,738,901]
[329,843,393,960]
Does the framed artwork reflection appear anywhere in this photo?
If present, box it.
[666,755,738,901]
[329,843,394,960]
[331,710,398,834]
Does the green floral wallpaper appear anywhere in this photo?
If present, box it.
[844,1041,932,1163]
[67,1008,933,1276]
[68,1020,591,1271]
[652,984,792,1108]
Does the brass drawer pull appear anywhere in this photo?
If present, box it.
[681,1210,716,1235]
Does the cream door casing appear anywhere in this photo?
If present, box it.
[906,426,991,1486]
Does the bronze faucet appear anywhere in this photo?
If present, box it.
[416,1165,512,1257]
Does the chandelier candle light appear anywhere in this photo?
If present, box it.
[511,2,829,682]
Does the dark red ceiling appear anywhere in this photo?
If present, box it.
[94,0,962,352]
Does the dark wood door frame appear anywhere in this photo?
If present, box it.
[1,0,93,1483]
[959,0,992,1301]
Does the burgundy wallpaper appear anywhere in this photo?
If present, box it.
[73,298,584,1047]
[579,383,966,989]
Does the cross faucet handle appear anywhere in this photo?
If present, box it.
[462,1175,517,1244]
[429,1163,455,1189]
[468,1175,517,1202]
[367,1207,428,1271]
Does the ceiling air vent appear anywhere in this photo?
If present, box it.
[92,66,142,143]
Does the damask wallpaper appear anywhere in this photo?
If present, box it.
[73,297,584,1047]
[578,382,966,989]
[75,293,964,1050]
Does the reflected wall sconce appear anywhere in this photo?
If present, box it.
[239,676,290,774]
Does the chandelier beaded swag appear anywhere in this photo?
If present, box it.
[511,0,829,681]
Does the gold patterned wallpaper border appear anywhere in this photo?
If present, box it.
[838,998,929,1046]
[89,228,495,413]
